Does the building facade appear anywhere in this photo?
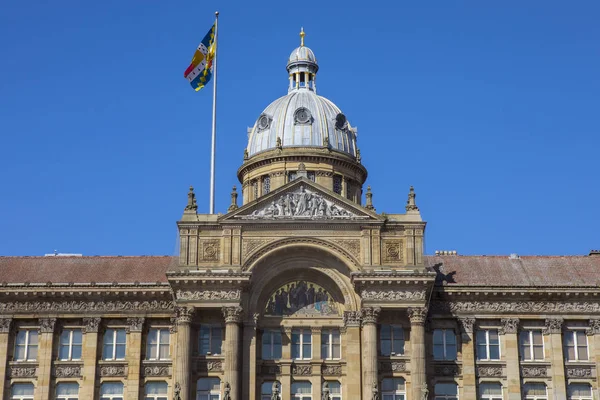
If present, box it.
[1,32,600,400]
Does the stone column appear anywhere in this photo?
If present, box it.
[242,314,259,400]
[281,327,292,400]
[223,306,243,400]
[126,317,145,400]
[544,318,566,398]
[174,307,194,400]
[408,307,428,400]
[343,312,362,398]
[458,317,476,400]
[35,318,56,400]
[587,319,600,396]
[500,318,520,400]
[0,317,13,400]
[361,307,380,400]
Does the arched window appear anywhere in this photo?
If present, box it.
[56,383,79,400]
[381,378,406,400]
[100,382,124,400]
[291,382,312,400]
[145,382,168,400]
[261,381,280,400]
[522,383,547,400]
[11,383,34,400]
[479,383,502,400]
[197,378,220,400]
[568,383,593,400]
[434,383,458,400]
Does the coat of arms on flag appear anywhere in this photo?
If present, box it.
[184,23,216,91]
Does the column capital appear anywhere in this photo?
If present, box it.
[83,317,101,333]
[499,318,519,335]
[0,316,12,333]
[343,311,361,327]
[222,306,243,324]
[457,317,476,334]
[126,317,145,333]
[543,317,563,335]
[310,326,322,334]
[586,319,600,336]
[175,306,195,325]
[361,307,381,325]
[39,317,57,333]
[407,307,428,326]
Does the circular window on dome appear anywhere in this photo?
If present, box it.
[294,107,312,125]
[257,114,270,130]
[335,113,347,130]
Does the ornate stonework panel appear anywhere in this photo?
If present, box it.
[291,364,312,376]
[199,240,220,262]
[477,366,503,377]
[242,239,274,258]
[54,365,83,378]
[586,319,600,335]
[520,366,548,378]
[433,364,460,376]
[83,317,101,333]
[361,307,381,325]
[330,239,360,259]
[379,361,407,372]
[198,360,223,372]
[143,365,171,377]
[175,289,241,301]
[39,317,56,333]
[0,300,174,313]
[126,317,145,333]
[542,318,563,335]
[99,364,127,377]
[9,366,37,378]
[382,240,403,263]
[433,301,600,314]
[360,289,426,302]
[566,366,593,378]
[499,318,519,335]
[261,365,281,375]
[343,311,361,327]
[265,280,340,317]
[0,317,12,332]
[322,364,342,376]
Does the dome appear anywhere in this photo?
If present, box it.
[288,46,317,64]
[247,90,357,158]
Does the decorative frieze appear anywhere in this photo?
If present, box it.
[379,361,407,373]
[433,301,600,314]
[175,289,241,301]
[222,306,243,324]
[292,364,312,376]
[433,364,460,376]
[126,317,145,333]
[520,366,548,378]
[83,317,101,333]
[586,319,600,335]
[566,366,593,378]
[0,317,12,333]
[477,366,503,377]
[382,240,403,262]
[261,365,281,375]
[198,360,223,372]
[407,307,428,326]
[360,289,426,302]
[143,365,171,377]
[39,317,56,333]
[175,307,194,325]
[99,364,127,377]
[343,311,361,327]
[322,364,342,376]
[54,365,83,378]
[361,307,381,325]
[0,300,174,314]
[499,318,519,335]
[9,366,36,378]
[542,318,563,335]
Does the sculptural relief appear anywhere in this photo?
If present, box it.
[265,280,339,316]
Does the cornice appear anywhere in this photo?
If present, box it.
[351,271,436,285]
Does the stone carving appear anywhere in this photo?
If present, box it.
[542,318,563,335]
[382,241,403,262]
[100,365,127,376]
[54,365,82,378]
[271,382,281,400]
[458,317,476,334]
[223,383,231,400]
[176,307,195,324]
[322,365,342,375]
[361,307,381,325]
[222,306,243,324]
[343,311,361,327]
[408,307,428,325]
[520,366,547,377]
[143,365,170,377]
[242,239,273,257]
[379,361,407,372]
[9,367,36,378]
[0,317,12,333]
[199,240,220,261]
[331,239,361,259]
[372,382,380,400]
[586,319,600,335]
[361,289,426,302]
[39,317,57,333]
[432,301,600,314]
[261,365,281,375]
[566,366,593,378]
[477,366,503,377]
[176,289,241,301]
[433,365,460,376]
[322,383,330,400]
[173,383,181,400]
[292,364,312,375]
[0,300,174,313]
[266,280,339,316]
[206,361,223,371]
[499,318,519,335]
[83,317,101,333]
[126,317,145,333]
[240,186,361,220]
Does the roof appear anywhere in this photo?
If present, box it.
[424,255,600,287]
[0,256,174,284]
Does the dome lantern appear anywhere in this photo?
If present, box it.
[287,28,319,93]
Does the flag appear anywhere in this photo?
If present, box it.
[184,23,216,91]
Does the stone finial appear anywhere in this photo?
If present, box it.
[184,186,198,212]
[405,185,419,212]
[365,186,375,211]
[243,148,249,160]
[228,186,239,212]
[297,162,308,178]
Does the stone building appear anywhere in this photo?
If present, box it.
[1,32,600,400]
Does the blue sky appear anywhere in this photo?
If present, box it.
[0,1,598,256]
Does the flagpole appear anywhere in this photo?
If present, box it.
[209,11,219,214]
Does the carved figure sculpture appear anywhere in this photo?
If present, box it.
[372,382,380,400]
[271,382,281,400]
[223,382,231,400]
[173,383,181,400]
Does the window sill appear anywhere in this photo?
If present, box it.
[9,361,38,366]
[143,359,172,365]
[98,360,128,365]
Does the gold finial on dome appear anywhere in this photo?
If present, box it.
[300,27,305,47]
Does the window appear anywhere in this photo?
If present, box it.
[564,330,588,361]
[103,328,126,360]
[262,330,282,360]
[433,329,457,360]
[59,329,82,360]
[261,381,280,400]
[11,383,34,400]
[263,176,271,194]
[100,383,124,400]
[321,329,341,360]
[333,175,342,195]
[145,382,168,400]
[292,382,312,400]
[197,378,220,400]
[253,180,259,199]
[14,329,38,361]
[199,325,223,355]
[56,383,79,400]
[568,383,593,400]
[522,383,547,400]
[292,329,312,360]
[326,382,342,400]
[520,330,544,361]
[380,325,405,356]
[434,383,458,400]
[307,171,315,182]
[146,328,170,360]
[479,383,502,400]
[476,329,500,360]
[381,378,406,400]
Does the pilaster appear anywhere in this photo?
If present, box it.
[500,318,520,400]
[361,307,380,400]
[0,317,12,400]
[343,312,362,400]
[242,314,258,400]
[223,306,242,400]
[80,317,101,400]
[408,307,427,400]
[35,317,56,400]
[544,317,566,398]
[458,317,476,400]
[126,317,145,400]
[174,307,194,400]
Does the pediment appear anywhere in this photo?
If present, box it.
[221,178,382,222]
